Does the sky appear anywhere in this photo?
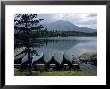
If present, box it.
[37,13,97,29]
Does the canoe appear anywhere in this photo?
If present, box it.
[21,54,28,64]
[14,53,25,61]
[14,53,26,64]
[63,52,73,63]
[44,52,53,63]
[54,51,64,65]
[32,52,43,64]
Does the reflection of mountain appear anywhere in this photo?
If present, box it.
[43,40,80,51]
[37,37,94,51]
[43,20,96,33]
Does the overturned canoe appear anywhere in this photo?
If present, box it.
[21,54,29,64]
[32,52,43,64]
[64,52,73,63]
[54,51,64,65]
[14,53,25,64]
[15,53,25,60]
[44,52,53,63]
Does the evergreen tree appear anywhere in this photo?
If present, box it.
[14,14,45,72]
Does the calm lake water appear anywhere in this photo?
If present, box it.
[34,36,97,74]
[35,36,97,56]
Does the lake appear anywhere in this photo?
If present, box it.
[34,36,97,56]
[34,36,97,74]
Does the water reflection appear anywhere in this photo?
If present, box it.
[35,37,97,54]
[34,37,97,74]
[64,41,97,64]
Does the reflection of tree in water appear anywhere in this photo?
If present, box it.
[30,34,94,49]
[35,38,90,51]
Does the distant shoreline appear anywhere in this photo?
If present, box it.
[37,36,97,40]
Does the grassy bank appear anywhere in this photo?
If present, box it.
[14,68,96,76]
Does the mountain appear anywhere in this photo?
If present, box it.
[43,20,96,33]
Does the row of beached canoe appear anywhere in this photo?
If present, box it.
[14,51,78,66]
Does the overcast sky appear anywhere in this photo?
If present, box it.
[37,14,97,29]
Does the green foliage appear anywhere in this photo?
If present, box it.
[14,14,46,48]
[14,68,96,76]
[42,31,97,37]
[14,14,46,71]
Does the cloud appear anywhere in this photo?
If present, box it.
[37,13,97,29]
[87,14,97,17]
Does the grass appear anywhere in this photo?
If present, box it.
[14,68,96,76]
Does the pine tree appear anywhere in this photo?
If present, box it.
[14,14,45,73]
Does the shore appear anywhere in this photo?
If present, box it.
[14,68,96,76]
[14,47,97,76]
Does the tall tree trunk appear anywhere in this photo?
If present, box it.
[26,18,32,74]
[27,47,32,74]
